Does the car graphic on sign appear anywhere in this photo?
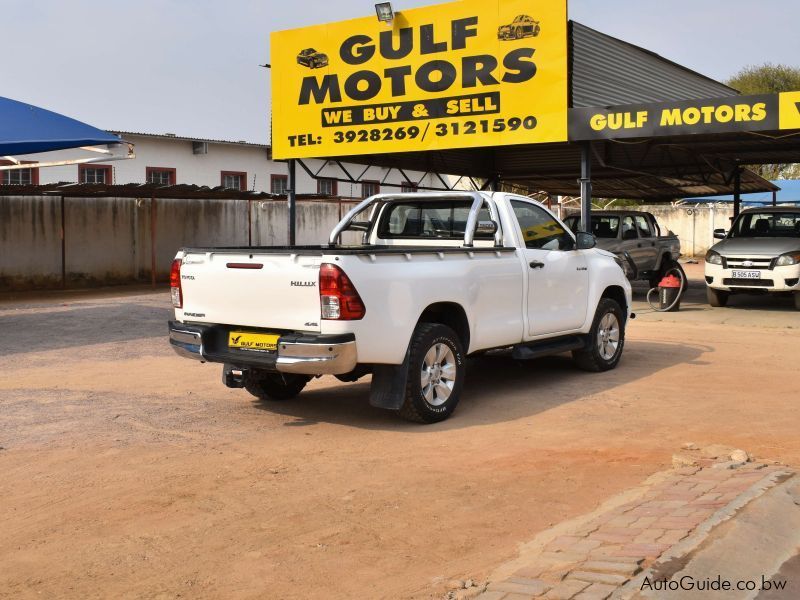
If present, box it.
[497,15,541,40]
[296,48,329,69]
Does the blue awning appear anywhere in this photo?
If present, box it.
[0,96,123,155]
[682,180,800,205]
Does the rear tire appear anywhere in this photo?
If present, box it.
[707,287,730,307]
[572,298,625,372]
[244,372,309,401]
[398,323,465,424]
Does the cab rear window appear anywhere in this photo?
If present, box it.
[565,215,620,238]
[377,201,492,239]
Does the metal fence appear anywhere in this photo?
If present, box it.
[0,193,357,291]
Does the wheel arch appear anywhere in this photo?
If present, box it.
[601,285,628,319]
[416,302,471,352]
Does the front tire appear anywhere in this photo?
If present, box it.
[244,372,309,401]
[707,287,730,307]
[398,323,465,424]
[572,298,625,372]
[794,291,800,311]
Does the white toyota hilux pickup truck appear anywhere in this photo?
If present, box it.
[168,192,633,423]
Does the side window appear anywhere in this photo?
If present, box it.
[510,200,573,251]
[634,215,653,238]
[591,216,620,239]
[621,216,637,240]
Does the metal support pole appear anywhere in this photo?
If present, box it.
[579,143,592,233]
[733,166,742,220]
[287,159,296,246]
[772,189,777,207]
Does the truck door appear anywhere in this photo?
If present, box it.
[618,215,642,266]
[510,200,589,336]
[633,215,659,271]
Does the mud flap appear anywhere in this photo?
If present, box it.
[368,348,411,410]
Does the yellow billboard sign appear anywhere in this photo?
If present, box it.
[779,91,800,130]
[270,0,568,159]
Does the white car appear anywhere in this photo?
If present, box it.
[168,192,633,423]
[705,206,800,310]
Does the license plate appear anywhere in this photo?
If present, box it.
[731,270,761,279]
[228,331,280,351]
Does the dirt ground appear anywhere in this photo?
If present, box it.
[1,266,799,600]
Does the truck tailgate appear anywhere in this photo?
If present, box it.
[178,250,322,333]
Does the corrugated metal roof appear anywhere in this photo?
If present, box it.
[569,22,735,107]
[507,168,777,200]
[0,182,336,200]
[109,131,269,149]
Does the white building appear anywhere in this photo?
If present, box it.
[1,131,455,198]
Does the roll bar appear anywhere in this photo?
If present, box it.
[328,191,504,247]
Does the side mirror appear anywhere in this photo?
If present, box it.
[713,228,727,240]
[475,220,498,236]
[576,232,596,250]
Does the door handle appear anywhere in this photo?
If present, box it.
[637,243,643,248]
[529,260,545,269]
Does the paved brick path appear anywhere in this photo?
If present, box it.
[459,456,792,600]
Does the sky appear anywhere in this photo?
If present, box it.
[3,0,798,144]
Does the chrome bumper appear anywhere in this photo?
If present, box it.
[168,321,358,375]
[169,326,204,361]
[276,339,357,375]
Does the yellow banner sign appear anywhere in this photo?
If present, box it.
[270,0,568,159]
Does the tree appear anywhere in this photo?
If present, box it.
[727,63,800,95]
[726,63,800,180]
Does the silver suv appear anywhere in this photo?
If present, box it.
[705,206,800,310]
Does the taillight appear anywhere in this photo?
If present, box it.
[170,258,183,308]
[319,263,365,320]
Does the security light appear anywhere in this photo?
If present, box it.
[375,2,394,23]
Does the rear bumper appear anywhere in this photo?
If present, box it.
[168,321,358,375]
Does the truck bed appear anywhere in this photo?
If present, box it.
[180,244,518,255]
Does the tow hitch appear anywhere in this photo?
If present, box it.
[222,364,246,388]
